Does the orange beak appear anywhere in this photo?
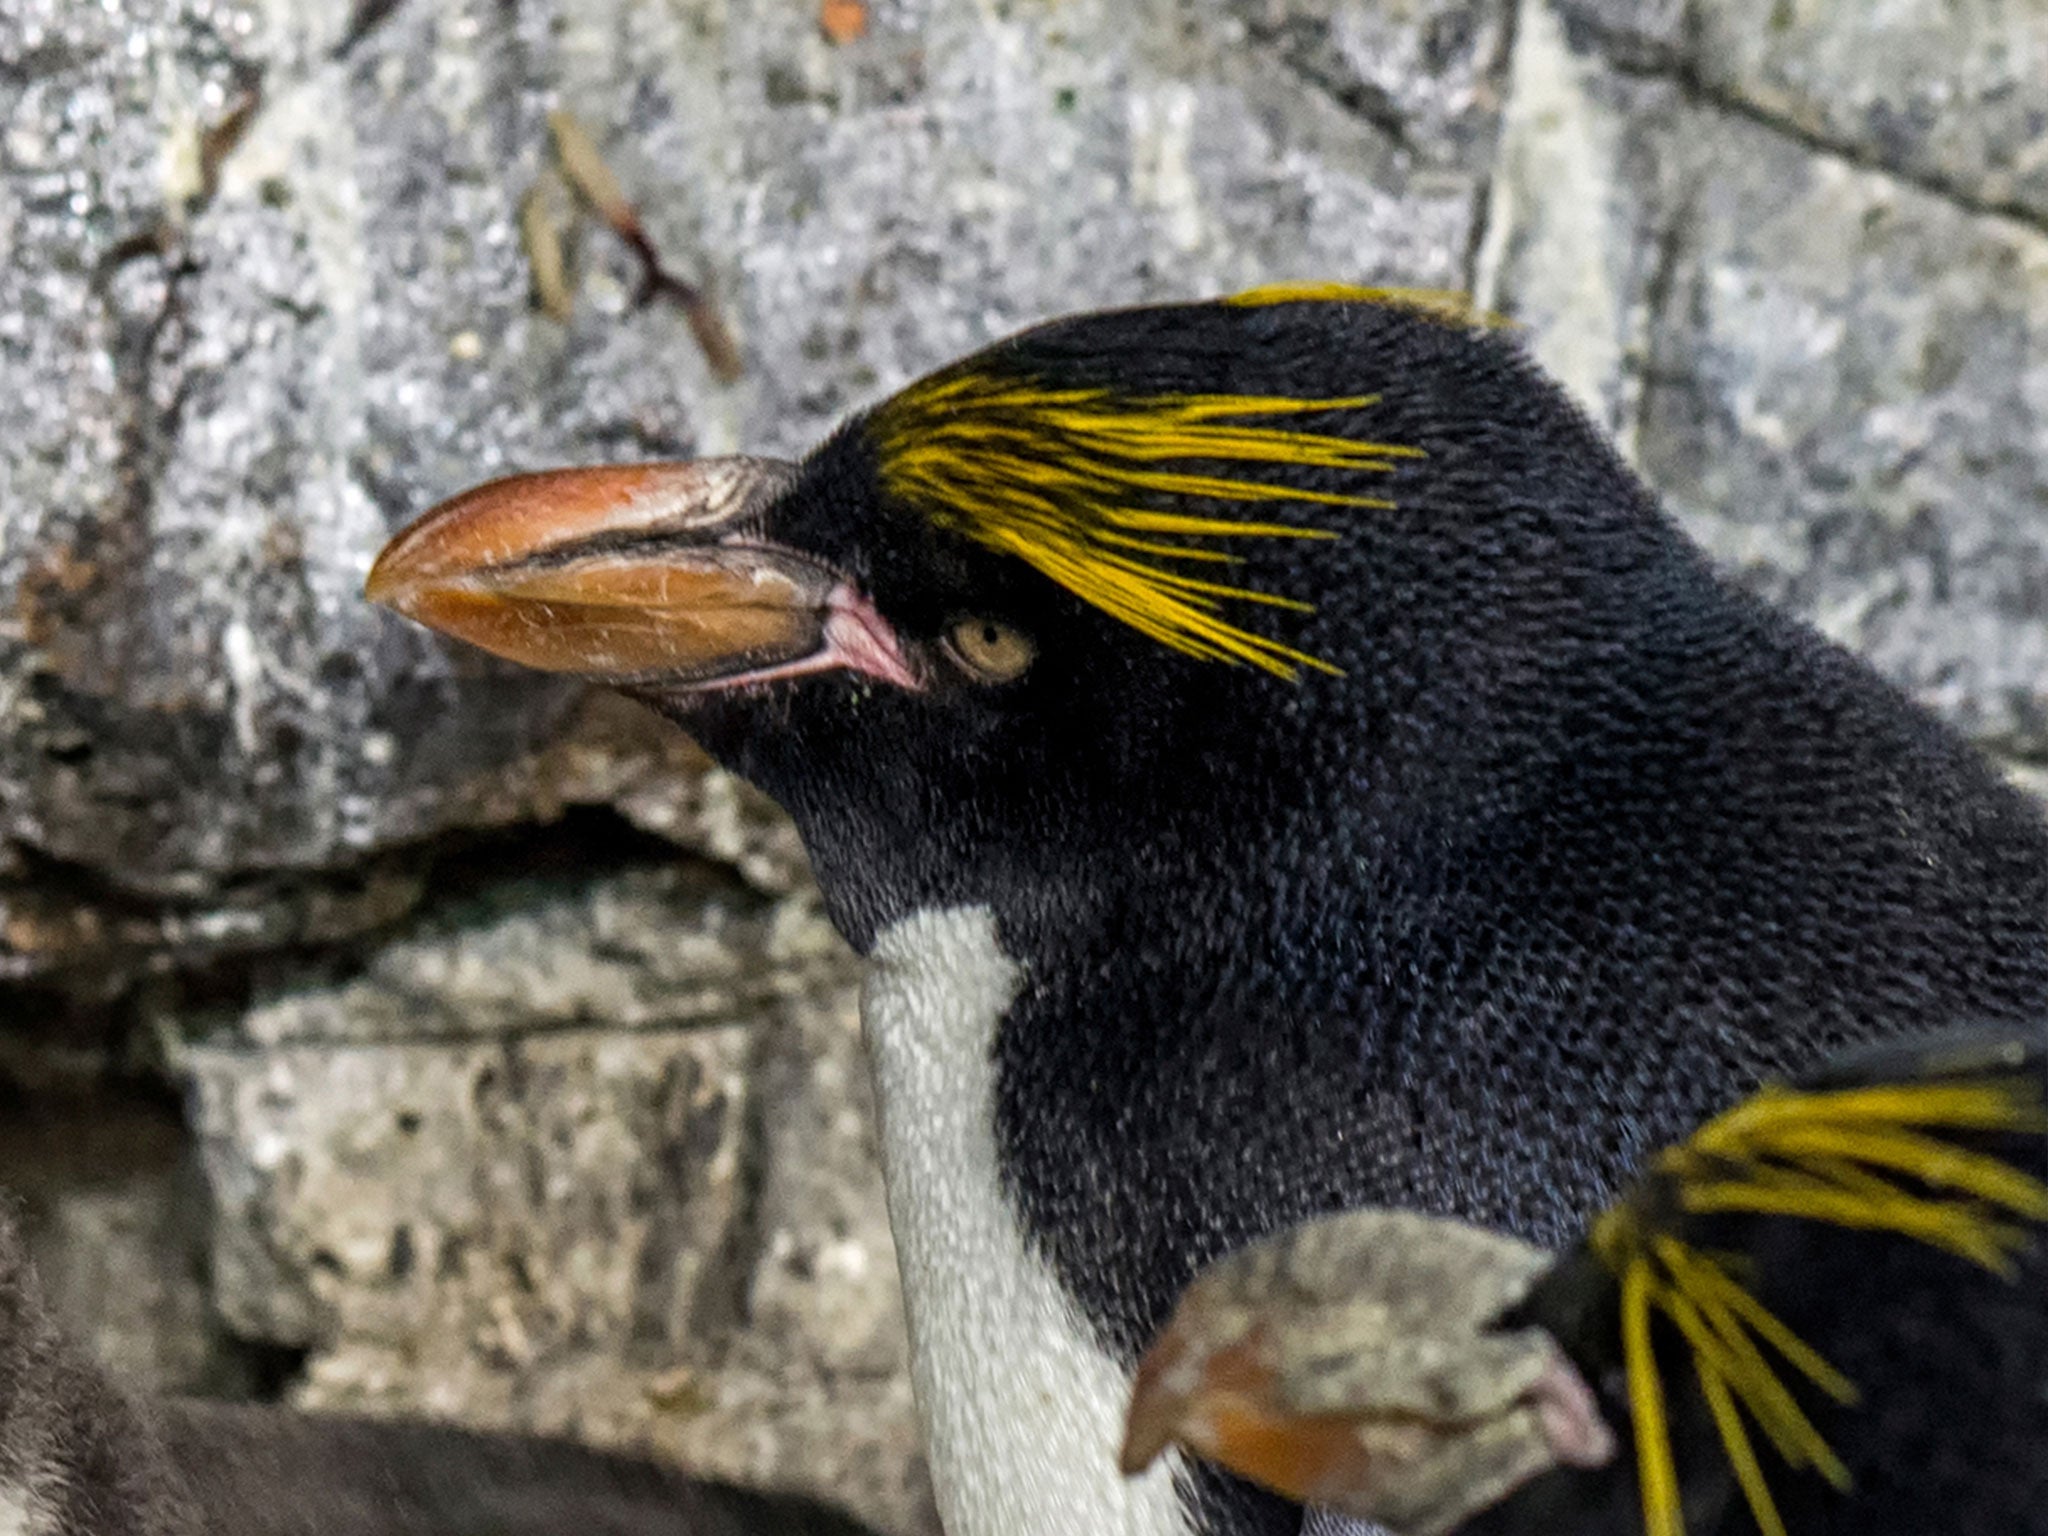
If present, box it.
[365,458,918,690]
[1122,1315,1384,1507]
[1120,1210,1616,1532]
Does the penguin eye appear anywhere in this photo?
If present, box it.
[945,617,1036,683]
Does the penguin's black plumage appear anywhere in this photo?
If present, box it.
[0,1210,878,1536]
[368,291,2048,1536]
[0,1207,184,1536]
[1129,1027,2048,1536]
[159,1406,877,1536]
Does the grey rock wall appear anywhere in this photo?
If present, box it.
[176,864,922,1532]
[1,1,2044,1533]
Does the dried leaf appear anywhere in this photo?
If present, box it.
[549,108,636,233]
[819,0,868,44]
[680,291,745,383]
[520,171,574,323]
[544,108,743,380]
[197,86,263,202]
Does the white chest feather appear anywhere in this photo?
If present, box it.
[863,907,1190,1536]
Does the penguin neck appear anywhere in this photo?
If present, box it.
[858,906,1197,1536]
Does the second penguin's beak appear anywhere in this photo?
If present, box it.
[365,458,918,691]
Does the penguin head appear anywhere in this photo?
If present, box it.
[368,292,1690,950]
[1121,1027,2048,1536]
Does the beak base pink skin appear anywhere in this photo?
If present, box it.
[364,459,919,692]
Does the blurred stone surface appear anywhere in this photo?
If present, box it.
[1,1091,254,1397]
[1690,0,2048,225]
[177,861,926,1532]
[1638,113,2048,753]
[1483,0,2048,754]
[1,2,2045,1533]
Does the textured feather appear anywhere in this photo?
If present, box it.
[867,352,1422,678]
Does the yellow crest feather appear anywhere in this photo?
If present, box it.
[1224,281,1504,328]
[1593,1069,2048,1536]
[869,364,1421,680]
